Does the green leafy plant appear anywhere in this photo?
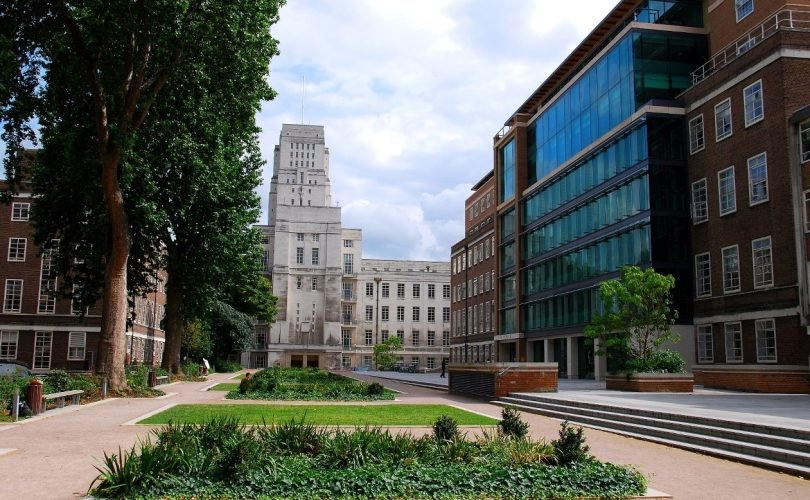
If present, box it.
[498,406,529,440]
[373,336,403,370]
[552,421,590,466]
[585,266,684,374]
[212,359,242,373]
[433,414,459,443]
[364,382,384,396]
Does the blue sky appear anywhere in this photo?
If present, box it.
[258,0,615,261]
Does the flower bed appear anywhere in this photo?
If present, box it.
[227,367,396,401]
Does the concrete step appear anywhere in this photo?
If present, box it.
[499,397,810,454]
[509,392,810,442]
[494,398,810,477]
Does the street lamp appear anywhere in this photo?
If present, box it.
[373,276,382,370]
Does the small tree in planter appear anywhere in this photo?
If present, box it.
[373,336,403,370]
[585,266,684,375]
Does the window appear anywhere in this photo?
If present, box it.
[442,331,450,347]
[11,203,30,221]
[68,332,86,360]
[34,331,52,370]
[297,233,304,241]
[801,121,810,163]
[366,282,374,296]
[342,330,351,348]
[0,330,18,359]
[296,277,302,289]
[397,330,404,342]
[805,190,810,232]
[312,233,319,242]
[7,238,26,262]
[427,307,435,323]
[695,253,712,297]
[428,284,435,298]
[714,99,732,141]
[412,284,420,298]
[755,318,776,362]
[296,247,304,264]
[4,279,22,313]
[363,356,372,369]
[443,284,450,299]
[381,283,389,298]
[427,357,435,369]
[397,306,405,322]
[381,330,389,342]
[724,322,743,362]
[39,246,57,314]
[443,307,450,323]
[381,306,389,321]
[365,305,373,321]
[412,331,420,346]
[311,278,318,290]
[743,80,763,126]
[311,248,319,265]
[747,153,768,205]
[365,330,373,346]
[735,0,753,22]
[696,325,713,363]
[689,114,705,154]
[412,307,420,321]
[342,282,353,300]
[343,254,353,274]
[722,245,740,293]
[427,331,435,346]
[343,239,353,248]
[752,237,773,288]
[411,356,419,367]
[342,304,353,324]
[691,178,708,224]
[718,167,737,215]
[397,283,405,298]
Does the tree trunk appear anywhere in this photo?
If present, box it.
[162,262,184,375]
[96,150,130,391]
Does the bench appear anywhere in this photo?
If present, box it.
[155,375,169,386]
[41,389,84,413]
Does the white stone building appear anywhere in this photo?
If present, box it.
[245,124,449,370]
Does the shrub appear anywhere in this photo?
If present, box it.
[43,370,73,393]
[432,415,459,443]
[126,364,150,389]
[181,361,201,378]
[498,406,529,440]
[365,382,384,396]
[0,376,33,408]
[241,369,277,394]
[552,421,590,466]
[213,359,242,373]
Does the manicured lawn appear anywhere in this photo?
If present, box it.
[138,403,498,426]
[209,383,239,391]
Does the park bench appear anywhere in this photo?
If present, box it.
[155,375,169,386]
[41,389,84,413]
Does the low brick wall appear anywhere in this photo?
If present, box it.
[606,373,693,392]
[449,363,558,399]
[694,366,810,394]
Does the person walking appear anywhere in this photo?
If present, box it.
[440,358,447,378]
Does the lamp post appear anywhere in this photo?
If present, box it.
[374,276,382,370]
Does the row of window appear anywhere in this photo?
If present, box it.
[689,79,763,155]
[691,152,768,222]
[363,305,450,323]
[294,276,319,291]
[288,160,315,168]
[294,247,320,265]
[453,270,496,303]
[696,318,775,365]
[290,151,315,159]
[452,301,495,337]
[363,329,449,347]
[452,236,496,275]
[466,189,494,220]
[0,330,86,369]
[362,282,449,299]
[449,344,494,364]
[694,236,773,297]
[348,355,444,370]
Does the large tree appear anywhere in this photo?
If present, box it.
[1,0,284,389]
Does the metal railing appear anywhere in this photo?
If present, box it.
[691,9,810,85]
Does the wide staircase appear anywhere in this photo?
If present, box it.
[495,393,810,477]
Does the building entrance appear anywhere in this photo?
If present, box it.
[577,337,595,379]
[553,339,567,378]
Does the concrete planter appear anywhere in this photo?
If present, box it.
[448,362,558,399]
[606,372,693,392]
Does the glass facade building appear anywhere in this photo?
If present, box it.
[496,14,706,354]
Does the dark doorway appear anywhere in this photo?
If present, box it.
[532,341,545,362]
[307,356,319,368]
[290,355,303,368]
[577,337,595,379]
[553,339,567,378]
[507,342,517,362]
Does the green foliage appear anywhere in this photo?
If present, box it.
[373,336,403,370]
[552,421,591,466]
[585,266,683,373]
[43,370,72,393]
[230,368,395,402]
[125,365,150,390]
[89,417,646,499]
[625,349,685,374]
[433,415,460,443]
[181,362,201,378]
[0,376,33,409]
[212,359,242,373]
[498,406,530,440]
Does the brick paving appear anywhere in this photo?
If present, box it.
[0,371,807,499]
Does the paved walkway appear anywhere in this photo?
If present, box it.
[0,371,808,499]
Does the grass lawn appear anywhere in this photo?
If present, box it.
[209,383,239,391]
[138,403,498,426]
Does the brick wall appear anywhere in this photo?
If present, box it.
[449,363,558,398]
[606,374,694,392]
[694,366,810,393]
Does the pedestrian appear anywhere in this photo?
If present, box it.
[440,358,447,378]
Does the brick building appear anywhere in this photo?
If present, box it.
[450,171,497,364]
[1,151,165,372]
[482,0,810,391]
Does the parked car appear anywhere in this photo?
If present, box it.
[0,361,32,377]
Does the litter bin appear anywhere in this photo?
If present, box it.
[27,378,43,415]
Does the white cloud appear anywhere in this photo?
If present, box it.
[257,0,617,260]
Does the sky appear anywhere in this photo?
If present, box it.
[257,0,616,261]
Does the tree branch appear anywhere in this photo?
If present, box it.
[120,0,151,136]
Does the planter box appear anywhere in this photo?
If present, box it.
[606,372,693,392]
[448,363,558,399]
